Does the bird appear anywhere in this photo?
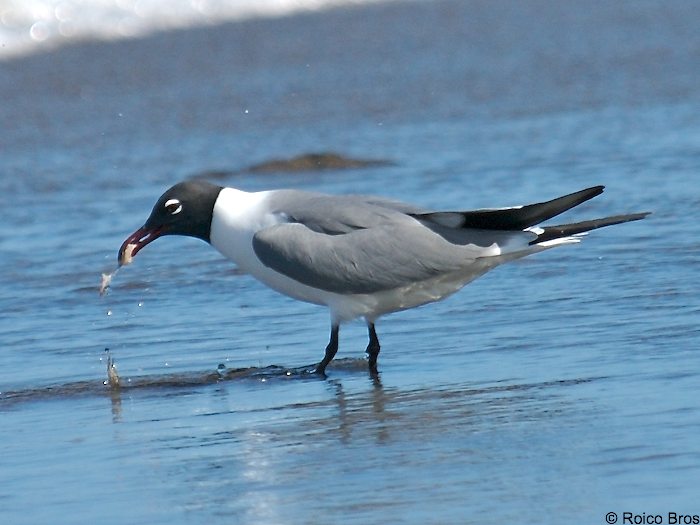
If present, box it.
[118,181,648,375]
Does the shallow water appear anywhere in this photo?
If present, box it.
[2,1,700,523]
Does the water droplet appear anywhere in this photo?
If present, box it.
[29,21,50,42]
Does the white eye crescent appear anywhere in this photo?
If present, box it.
[165,198,182,215]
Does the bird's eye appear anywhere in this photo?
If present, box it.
[164,198,182,215]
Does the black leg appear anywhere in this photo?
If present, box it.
[366,322,381,373]
[315,324,339,375]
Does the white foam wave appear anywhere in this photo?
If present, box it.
[0,0,389,59]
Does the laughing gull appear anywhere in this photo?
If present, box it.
[118,182,648,374]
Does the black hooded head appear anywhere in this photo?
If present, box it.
[118,180,222,265]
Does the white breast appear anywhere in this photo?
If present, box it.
[209,188,349,314]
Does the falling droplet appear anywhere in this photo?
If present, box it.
[104,348,120,388]
[99,267,120,296]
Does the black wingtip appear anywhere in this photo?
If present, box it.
[410,185,613,232]
[565,185,605,204]
[530,211,651,245]
[456,185,607,230]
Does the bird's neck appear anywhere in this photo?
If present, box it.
[209,187,278,269]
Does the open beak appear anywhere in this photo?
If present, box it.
[117,226,164,266]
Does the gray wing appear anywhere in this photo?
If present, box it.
[252,215,533,295]
[266,186,606,235]
[264,190,427,235]
[252,222,468,294]
[250,186,614,294]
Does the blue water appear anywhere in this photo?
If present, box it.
[2,1,700,523]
